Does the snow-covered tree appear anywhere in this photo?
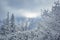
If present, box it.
[10,14,16,33]
[0,0,60,40]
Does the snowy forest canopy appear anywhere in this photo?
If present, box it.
[0,0,60,40]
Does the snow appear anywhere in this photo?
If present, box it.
[0,0,60,40]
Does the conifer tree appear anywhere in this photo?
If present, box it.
[10,14,15,32]
[11,14,15,27]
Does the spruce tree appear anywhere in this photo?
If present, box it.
[10,14,15,32]
[11,14,15,27]
[1,12,10,35]
[6,12,9,25]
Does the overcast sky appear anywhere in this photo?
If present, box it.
[0,0,58,19]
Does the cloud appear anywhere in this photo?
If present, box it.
[0,0,58,19]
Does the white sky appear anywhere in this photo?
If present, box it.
[0,0,58,19]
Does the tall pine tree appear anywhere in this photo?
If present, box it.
[1,12,10,35]
[10,14,15,33]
